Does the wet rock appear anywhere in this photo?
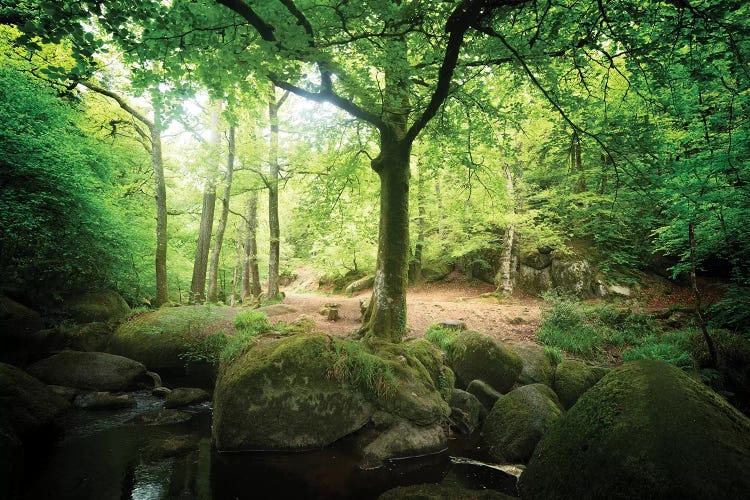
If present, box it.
[466,380,502,412]
[143,435,200,460]
[447,331,522,393]
[0,363,69,436]
[73,391,136,410]
[379,483,515,499]
[482,384,562,463]
[127,409,193,426]
[520,360,750,500]
[0,295,45,365]
[164,387,210,408]
[27,351,147,392]
[152,387,172,398]
[360,419,446,470]
[46,385,81,403]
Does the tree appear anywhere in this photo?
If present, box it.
[266,84,289,300]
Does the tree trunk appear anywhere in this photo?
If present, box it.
[242,190,262,302]
[207,124,236,303]
[190,183,217,303]
[689,222,717,367]
[409,156,425,284]
[364,139,411,342]
[497,164,516,296]
[230,224,242,306]
[151,94,169,306]
[267,84,287,300]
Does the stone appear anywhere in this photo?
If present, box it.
[58,290,131,323]
[549,256,597,299]
[152,387,172,398]
[287,314,317,334]
[46,385,81,402]
[213,333,374,451]
[379,483,515,500]
[0,363,69,437]
[56,322,113,352]
[164,387,210,408]
[520,250,552,270]
[519,360,750,500]
[344,275,375,295]
[466,380,502,412]
[257,303,298,316]
[510,343,555,387]
[439,320,466,330]
[422,261,453,282]
[449,389,486,435]
[73,391,136,410]
[127,409,193,426]
[606,284,631,297]
[516,265,553,297]
[27,351,148,392]
[318,303,339,321]
[0,295,45,365]
[143,435,199,460]
[553,360,609,409]
[360,419,446,469]
[447,331,523,393]
[482,384,562,463]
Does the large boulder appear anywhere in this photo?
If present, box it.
[516,265,553,297]
[553,360,608,409]
[519,360,750,500]
[345,275,375,295]
[482,384,562,463]
[108,305,234,376]
[0,295,45,366]
[360,418,446,469]
[550,256,597,299]
[27,351,147,391]
[447,331,522,393]
[511,343,555,387]
[466,379,502,412]
[213,333,374,451]
[58,290,131,323]
[449,389,486,435]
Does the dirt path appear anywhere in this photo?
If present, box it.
[269,272,543,345]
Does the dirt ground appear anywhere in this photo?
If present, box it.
[268,270,544,345]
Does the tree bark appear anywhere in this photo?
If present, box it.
[689,222,717,367]
[230,223,242,306]
[242,190,262,302]
[497,164,516,296]
[267,84,288,300]
[409,156,426,284]
[151,92,169,306]
[207,124,236,302]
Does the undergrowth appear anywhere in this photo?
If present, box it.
[327,341,398,399]
[424,324,462,352]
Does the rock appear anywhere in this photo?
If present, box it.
[56,322,113,352]
[287,314,317,334]
[257,303,298,316]
[361,419,446,469]
[46,385,81,402]
[422,261,453,282]
[549,256,597,299]
[553,360,609,409]
[165,387,210,408]
[0,363,69,437]
[439,320,466,330]
[318,303,339,321]
[27,351,147,392]
[466,380,502,412]
[359,296,371,318]
[447,331,522,393]
[152,387,172,398]
[108,305,234,379]
[345,275,375,295]
[145,371,162,388]
[58,290,131,323]
[449,389,486,434]
[73,391,136,410]
[520,250,552,270]
[143,435,200,460]
[127,409,193,426]
[213,333,374,451]
[482,384,562,463]
[517,265,553,297]
[0,295,45,365]
[511,343,554,387]
[606,284,631,297]
[379,483,515,499]
[403,338,455,402]
[519,360,750,500]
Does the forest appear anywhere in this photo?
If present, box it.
[1,1,749,499]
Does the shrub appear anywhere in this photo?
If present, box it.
[328,341,398,399]
[180,331,229,365]
[424,324,461,351]
[544,346,564,366]
[621,329,694,369]
[233,310,272,335]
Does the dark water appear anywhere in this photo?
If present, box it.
[23,392,519,499]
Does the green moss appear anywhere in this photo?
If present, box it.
[553,360,608,409]
[425,324,461,351]
[448,331,523,393]
[233,310,272,334]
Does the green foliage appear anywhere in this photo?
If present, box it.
[543,346,564,367]
[180,331,229,365]
[328,341,398,399]
[0,67,149,300]
[220,330,259,364]
[233,310,272,335]
[424,324,461,352]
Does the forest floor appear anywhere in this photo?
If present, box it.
[271,269,543,345]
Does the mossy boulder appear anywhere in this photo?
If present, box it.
[511,343,555,387]
[55,322,113,352]
[361,419,446,469]
[519,360,750,500]
[164,387,210,408]
[447,331,522,393]
[58,290,131,323]
[0,295,45,366]
[482,384,562,463]
[466,379,502,412]
[449,389,486,435]
[27,351,148,391]
[553,360,609,409]
[108,305,234,374]
[403,337,456,402]
[379,483,515,500]
[213,333,374,451]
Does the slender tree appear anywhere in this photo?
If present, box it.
[266,84,289,300]
[208,123,236,303]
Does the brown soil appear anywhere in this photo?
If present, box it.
[270,271,544,345]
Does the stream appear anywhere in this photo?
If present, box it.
[23,391,520,499]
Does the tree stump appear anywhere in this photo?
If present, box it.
[319,303,339,321]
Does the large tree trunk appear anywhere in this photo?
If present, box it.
[242,190,262,303]
[207,124,236,303]
[409,156,426,284]
[267,84,287,300]
[230,223,242,306]
[151,94,169,306]
[190,183,217,303]
[364,139,411,342]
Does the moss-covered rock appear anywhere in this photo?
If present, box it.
[27,351,147,391]
[519,360,750,500]
[553,360,609,409]
[108,305,234,374]
[0,295,45,366]
[379,483,515,500]
[58,290,131,323]
[213,333,373,451]
[482,384,562,463]
[466,379,502,413]
[404,337,456,402]
[449,389,486,435]
[73,391,136,410]
[448,331,522,393]
[55,322,113,352]
[361,419,446,469]
[511,343,555,387]
[164,387,210,408]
